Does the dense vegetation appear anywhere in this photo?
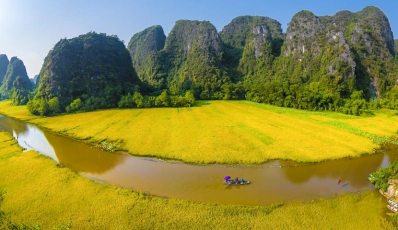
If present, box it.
[29,32,142,115]
[127,25,166,89]
[369,159,398,191]
[126,6,397,116]
[0,6,396,117]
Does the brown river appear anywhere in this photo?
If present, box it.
[0,115,396,206]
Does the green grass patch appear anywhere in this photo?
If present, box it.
[326,121,398,145]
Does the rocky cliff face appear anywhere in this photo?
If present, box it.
[350,6,394,58]
[38,32,141,110]
[220,16,284,82]
[126,6,395,101]
[220,16,283,49]
[0,54,9,84]
[0,57,31,99]
[163,20,228,97]
[164,20,223,63]
[127,25,166,88]
[283,10,356,82]
[128,20,229,98]
[281,6,395,98]
[394,40,398,59]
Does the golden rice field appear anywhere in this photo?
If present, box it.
[0,100,397,164]
[0,132,394,229]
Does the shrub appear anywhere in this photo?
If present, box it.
[48,97,60,114]
[27,98,49,116]
[66,98,82,113]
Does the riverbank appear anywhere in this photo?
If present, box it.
[0,132,394,229]
[0,100,397,164]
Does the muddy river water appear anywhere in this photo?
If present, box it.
[0,115,396,206]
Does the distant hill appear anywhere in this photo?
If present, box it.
[0,54,9,84]
[0,56,32,105]
[30,74,39,85]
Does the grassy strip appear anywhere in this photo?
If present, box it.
[0,100,397,164]
[326,121,398,145]
[0,132,394,229]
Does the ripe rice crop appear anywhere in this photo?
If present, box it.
[0,100,396,164]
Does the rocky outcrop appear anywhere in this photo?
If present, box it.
[252,24,272,58]
[128,20,229,97]
[37,32,141,110]
[381,180,398,197]
[165,20,223,61]
[220,16,284,82]
[127,25,166,87]
[284,10,356,80]
[163,20,228,97]
[125,6,395,101]
[351,6,394,58]
[220,16,283,49]
[0,54,9,84]
[281,6,395,99]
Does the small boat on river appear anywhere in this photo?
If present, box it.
[224,176,250,185]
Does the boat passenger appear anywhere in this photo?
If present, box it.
[234,177,239,184]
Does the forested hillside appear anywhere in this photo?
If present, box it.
[128,6,397,114]
[127,25,166,89]
[5,6,395,116]
[31,32,141,114]
[128,20,230,99]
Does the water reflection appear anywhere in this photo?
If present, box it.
[0,116,125,174]
[0,115,397,206]
[281,153,391,189]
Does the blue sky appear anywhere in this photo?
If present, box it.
[0,0,397,78]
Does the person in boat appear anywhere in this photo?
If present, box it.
[240,178,245,184]
[234,177,239,184]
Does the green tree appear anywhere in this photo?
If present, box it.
[118,93,134,108]
[132,92,144,108]
[156,90,170,107]
[67,98,82,113]
[48,97,60,114]
[184,90,195,106]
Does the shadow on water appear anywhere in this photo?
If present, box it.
[0,115,397,206]
[42,130,126,174]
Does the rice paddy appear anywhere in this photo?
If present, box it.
[0,132,394,229]
[0,100,397,164]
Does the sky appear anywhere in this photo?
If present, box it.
[0,0,397,78]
